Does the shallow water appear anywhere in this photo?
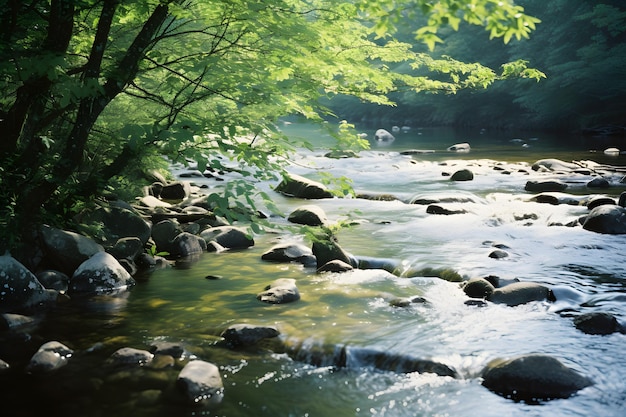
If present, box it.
[1,124,626,417]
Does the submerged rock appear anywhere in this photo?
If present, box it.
[177,360,224,407]
[107,347,154,367]
[220,324,280,348]
[481,354,593,401]
[348,347,457,377]
[257,278,300,304]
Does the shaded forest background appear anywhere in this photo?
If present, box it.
[330,0,626,133]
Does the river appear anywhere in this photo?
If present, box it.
[1,124,625,417]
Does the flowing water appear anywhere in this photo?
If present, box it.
[2,124,626,417]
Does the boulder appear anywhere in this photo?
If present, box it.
[151,219,182,252]
[168,232,206,258]
[374,129,395,142]
[177,360,224,407]
[312,238,354,269]
[0,313,36,330]
[149,342,186,359]
[26,341,74,374]
[349,347,457,377]
[488,249,509,259]
[0,254,58,313]
[450,169,474,181]
[220,324,280,348]
[82,205,152,246]
[107,237,144,262]
[107,347,154,367]
[447,143,470,152]
[573,312,624,335]
[36,270,69,292]
[70,252,135,295]
[581,205,626,234]
[261,243,316,267]
[160,181,191,201]
[39,225,104,275]
[274,173,333,199]
[287,205,328,226]
[257,278,300,304]
[488,282,554,306]
[462,277,495,299]
[481,354,593,401]
[200,226,254,249]
[524,180,568,193]
[618,191,626,207]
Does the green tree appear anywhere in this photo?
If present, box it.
[0,0,541,251]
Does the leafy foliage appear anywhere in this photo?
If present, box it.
[0,0,540,250]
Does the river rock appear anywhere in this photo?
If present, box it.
[573,312,625,335]
[488,249,509,259]
[349,347,457,377]
[26,341,74,374]
[481,354,593,401]
[524,180,568,192]
[0,359,9,373]
[257,278,300,304]
[220,324,280,348]
[168,232,206,258]
[462,277,495,299]
[107,347,154,367]
[409,192,482,205]
[447,143,470,152]
[488,282,555,306]
[450,169,474,181]
[312,237,354,269]
[288,205,328,226]
[0,313,36,330]
[200,226,254,249]
[160,181,191,201]
[317,259,354,273]
[107,237,144,262]
[274,173,333,199]
[69,252,135,295]
[35,270,69,293]
[586,197,616,210]
[531,159,580,172]
[426,204,468,215]
[587,177,610,188]
[82,205,152,246]
[618,191,626,207]
[581,205,626,234]
[374,129,395,141]
[261,243,316,267]
[177,360,224,407]
[0,254,58,313]
[149,342,186,359]
[151,219,182,252]
[39,225,104,275]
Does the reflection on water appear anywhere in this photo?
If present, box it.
[2,125,626,416]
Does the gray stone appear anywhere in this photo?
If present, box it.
[261,243,316,267]
[426,204,467,215]
[447,143,470,152]
[83,205,152,245]
[586,177,610,188]
[586,197,616,210]
[0,358,9,373]
[374,129,395,142]
[0,313,36,330]
[275,173,333,199]
[288,205,328,226]
[581,205,626,234]
[257,278,300,304]
[531,159,580,172]
[36,270,70,292]
[26,341,74,374]
[177,360,224,407]
[0,254,57,313]
[160,181,191,201]
[316,259,354,273]
[312,238,354,269]
[107,237,144,262]
[573,312,624,335]
[488,249,509,259]
[462,277,495,299]
[70,252,135,295]
[107,347,154,367]
[151,219,182,253]
[450,169,474,181]
[169,232,205,258]
[200,226,254,249]
[482,354,593,401]
[488,282,554,306]
[220,324,280,347]
[525,180,568,192]
[39,225,104,275]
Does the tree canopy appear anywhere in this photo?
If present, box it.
[0,0,542,250]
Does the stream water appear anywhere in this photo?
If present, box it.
[1,124,625,417]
